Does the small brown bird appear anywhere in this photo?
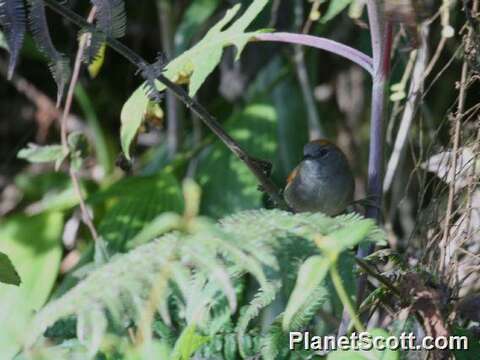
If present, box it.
[284,140,355,216]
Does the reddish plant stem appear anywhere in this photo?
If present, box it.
[60,7,99,242]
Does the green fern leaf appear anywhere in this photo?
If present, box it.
[282,255,330,331]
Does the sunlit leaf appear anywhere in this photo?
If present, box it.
[0,212,63,358]
[17,143,65,164]
[171,325,210,360]
[316,219,382,257]
[120,0,269,159]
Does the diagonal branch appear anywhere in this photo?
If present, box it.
[43,0,287,209]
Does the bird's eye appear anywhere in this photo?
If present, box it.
[317,149,329,157]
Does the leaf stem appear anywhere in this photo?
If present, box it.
[255,32,373,76]
[330,262,365,333]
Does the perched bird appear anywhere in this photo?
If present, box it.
[284,139,355,216]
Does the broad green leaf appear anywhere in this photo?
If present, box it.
[197,103,277,217]
[0,251,21,285]
[171,325,210,360]
[94,172,184,252]
[120,0,269,159]
[17,143,65,164]
[327,329,399,360]
[283,255,330,330]
[321,0,353,23]
[0,212,63,358]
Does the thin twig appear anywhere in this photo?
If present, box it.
[60,7,99,241]
[383,24,429,192]
[424,36,447,78]
[302,0,323,34]
[440,0,475,278]
[44,0,288,209]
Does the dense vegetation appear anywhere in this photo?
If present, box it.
[0,0,479,359]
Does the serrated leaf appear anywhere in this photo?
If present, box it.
[28,0,70,106]
[0,251,21,285]
[0,0,26,78]
[283,255,329,330]
[91,0,126,39]
[316,219,379,256]
[120,0,269,158]
[17,143,65,164]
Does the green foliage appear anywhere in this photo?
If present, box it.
[91,171,184,252]
[120,0,269,159]
[0,29,8,50]
[197,103,277,217]
[283,255,329,330]
[452,327,480,360]
[0,212,63,358]
[22,207,385,359]
[0,251,21,285]
[170,325,210,360]
[17,143,65,164]
[327,329,399,360]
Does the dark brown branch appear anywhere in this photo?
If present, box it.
[43,0,287,209]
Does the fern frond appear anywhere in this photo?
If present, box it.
[236,281,280,358]
[25,215,276,355]
[259,317,284,360]
[91,0,126,39]
[0,0,26,78]
[28,0,70,106]
[82,28,105,65]
[26,209,385,357]
[81,1,125,64]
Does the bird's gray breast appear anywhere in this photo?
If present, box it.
[284,157,354,215]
